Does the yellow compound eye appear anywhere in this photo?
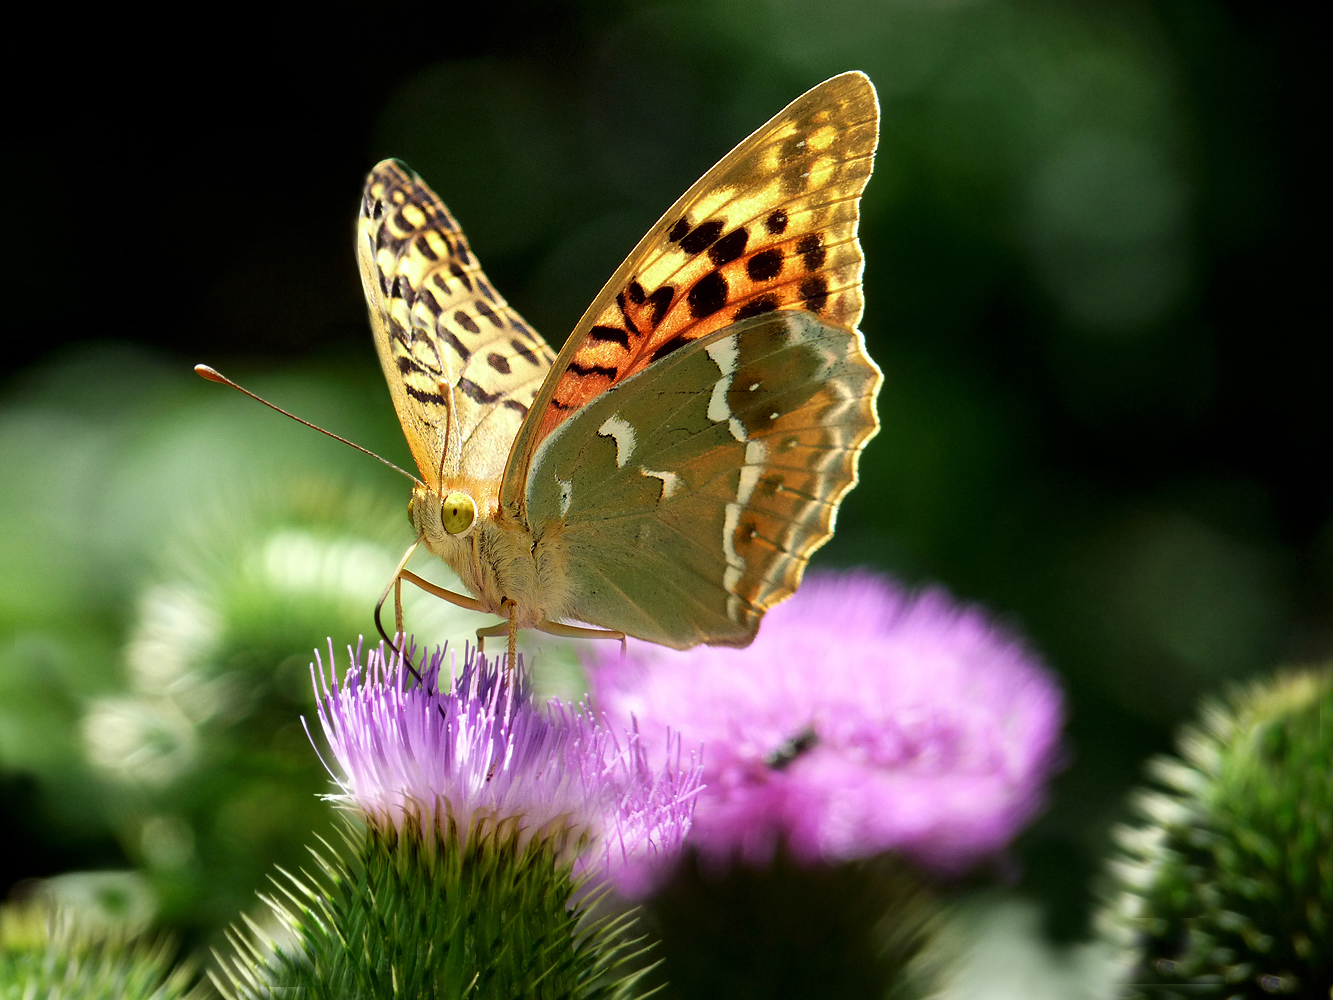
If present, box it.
[440,491,476,535]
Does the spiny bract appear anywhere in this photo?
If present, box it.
[1100,666,1333,998]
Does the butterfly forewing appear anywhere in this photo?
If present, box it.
[358,161,555,489]
[524,311,882,649]
[502,71,879,513]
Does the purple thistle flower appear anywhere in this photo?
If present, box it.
[308,641,700,896]
[587,571,1064,873]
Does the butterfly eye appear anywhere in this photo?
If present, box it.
[441,491,476,535]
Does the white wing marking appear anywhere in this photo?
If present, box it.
[722,438,769,622]
[597,414,637,468]
[705,338,747,442]
[557,476,574,517]
[639,466,681,501]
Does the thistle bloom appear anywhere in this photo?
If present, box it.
[587,571,1064,873]
[309,641,700,896]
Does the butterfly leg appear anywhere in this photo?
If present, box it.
[475,620,508,649]
[508,602,518,678]
[536,620,628,657]
[398,569,489,612]
[475,599,519,680]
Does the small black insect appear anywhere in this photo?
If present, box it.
[764,725,819,770]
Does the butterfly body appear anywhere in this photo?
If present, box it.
[407,480,573,631]
[360,72,883,651]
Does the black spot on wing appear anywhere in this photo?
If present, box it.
[799,275,830,313]
[687,271,728,319]
[627,281,646,304]
[747,249,783,282]
[419,284,444,316]
[708,228,749,266]
[502,399,529,416]
[647,286,674,327]
[615,292,641,336]
[405,384,445,405]
[568,361,619,379]
[457,378,502,404]
[511,339,538,365]
[734,294,779,321]
[667,218,690,243]
[474,299,502,327]
[454,310,480,335]
[589,325,631,350]
[796,233,826,271]
[440,328,471,362]
[392,208,419,233]
[488,352,511,375]
[649,334,691,363]
[679,219,725,255]
[415,235,438,261]
[449,261,473,291]
[765,209,788,235]
[778,136,806,163]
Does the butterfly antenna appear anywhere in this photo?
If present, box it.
[194,364,422,485]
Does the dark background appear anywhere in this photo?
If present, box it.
[1,0,1326,956]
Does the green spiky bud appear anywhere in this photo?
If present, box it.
[1101,666,1333,997]
[212,819,655,1000]
[0,899,199,1000]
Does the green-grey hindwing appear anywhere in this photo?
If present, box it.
[525,310,882,649]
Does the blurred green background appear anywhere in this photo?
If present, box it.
[1,0,1325,984]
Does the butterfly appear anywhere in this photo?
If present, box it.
[358,71,882,662]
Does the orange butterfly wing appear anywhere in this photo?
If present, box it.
[501,71,879,515]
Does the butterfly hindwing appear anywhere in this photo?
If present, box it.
[358,161,555,489]
[524,311,882,649]
[502,71,879,513]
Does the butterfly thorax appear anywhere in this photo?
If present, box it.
[408,481,572,627]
